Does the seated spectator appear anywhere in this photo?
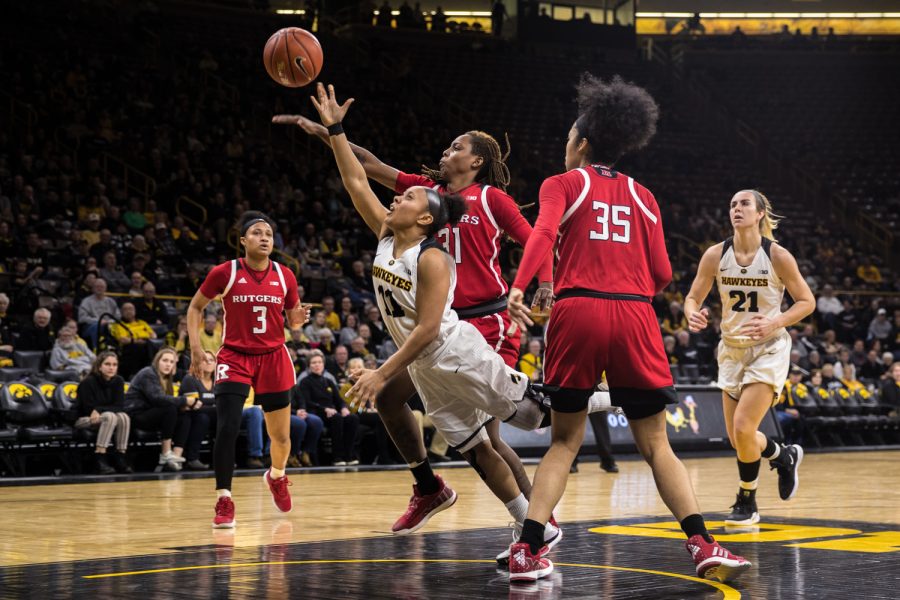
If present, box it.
[344,356,395,465]
[849,339,867,368]
[868,308,892,344]
[50,326,95,376]
[127,271,146,297]
[304,310,332,344]
[99,250,132,292]
[800,349,822,373]
[518,338,543,381]
[880,362,900,415]
[124,347,199,471]
[136,281,168,325]
[837,300,860,343]
[77,278,120,340]
[241,391,267,469]
[16,307,56,352]
[832,348,856,383]
[166,315,193,372]
[339,313,360,346]
[326,344,351,380]
[859,350,887,381]
[287,382,325,468]
[675,330,700,366]
[857,257,882,285]
[663,335,677,365]
[357,323,377,355]
[661,301,688,335]
[349,335,368,360]
[816,284,843,330]
[179,350,217,470]
[777,367,806,445]
[320,296,341,331]
[821,330,840,361]
[338,296,356,324]
[74,351,132,474]
[198,313,223,352]
[819,363,845,392]
[297,352,358,465]
[109,302,157,379]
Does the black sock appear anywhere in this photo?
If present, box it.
[760,436,779,460]
[680,514,713,543]
[737,459,761,487]
[410,460,439,495]
[520,519,545,554]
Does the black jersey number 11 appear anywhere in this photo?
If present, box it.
[378,285,406,318]
[729,290,759,313]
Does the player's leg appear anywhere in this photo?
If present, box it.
[485,418,532,497]
[255,349,300,513]
[212,388,248,528]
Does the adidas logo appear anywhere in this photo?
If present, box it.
[687,544,701,558]
[238,277,247,284]
[513,550,528,568]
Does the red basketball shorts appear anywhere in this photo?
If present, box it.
[465,309,521,369]
[214,345,295,395]
[543,297,673,391]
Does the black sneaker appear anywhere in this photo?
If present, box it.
[600,460,619,473]
[770,444,804,500]
[95,454,115,475]
[725,489,759,526]
[113,452,133,474]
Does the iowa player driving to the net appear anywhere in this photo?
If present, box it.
[683,190,814,527]
[308,83,560,554]
[507,74,750,585]
[187,212,310,529]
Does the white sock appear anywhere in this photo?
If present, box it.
[504,493,529,525]
[217,489,232,498]
[270,467,286,479]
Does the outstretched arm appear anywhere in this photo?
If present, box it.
[272,115,400,190]
[309,83,389,237]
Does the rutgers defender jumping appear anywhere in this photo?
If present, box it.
[274,105,555,539]
[684,190,814,526]
[508,75,751,584]
[187,212,308,528]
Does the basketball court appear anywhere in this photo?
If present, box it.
[2,450,898,598]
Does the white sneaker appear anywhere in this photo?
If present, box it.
[496,520,562,567]
[159,451,186,464]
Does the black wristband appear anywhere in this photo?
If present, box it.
[327,122,344,136]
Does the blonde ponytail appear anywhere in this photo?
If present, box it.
[744,189,782,241]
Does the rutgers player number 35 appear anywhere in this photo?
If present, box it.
[590,201,631,243]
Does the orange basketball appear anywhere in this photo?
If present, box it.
[263,27,323,88]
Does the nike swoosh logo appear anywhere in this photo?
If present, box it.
[720,268,728,272]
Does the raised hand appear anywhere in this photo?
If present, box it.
[271,114,327,138]
[309,83,354,127]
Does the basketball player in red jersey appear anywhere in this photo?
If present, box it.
[506,75,751,584]
[187,212,309,528]
[273,114,555,536]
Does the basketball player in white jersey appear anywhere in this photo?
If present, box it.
[684,190,815,525]
[308,83,576,552]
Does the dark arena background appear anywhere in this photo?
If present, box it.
[1,0,899,598]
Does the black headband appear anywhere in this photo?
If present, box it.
[241,218,269,237]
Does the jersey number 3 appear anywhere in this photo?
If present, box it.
[378,285,406,318]
[252,305,267,333]
[590,202,631,243]
[729,290,759,312]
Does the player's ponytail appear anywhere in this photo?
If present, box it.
[424,189,467,235]
[745,189,781,241]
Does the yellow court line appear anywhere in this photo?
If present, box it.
[83,558,740,598]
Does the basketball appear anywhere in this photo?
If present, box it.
[263,27,323,88]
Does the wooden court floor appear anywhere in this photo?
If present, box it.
[1,451,898,598]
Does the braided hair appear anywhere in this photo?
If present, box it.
[421,131,512,192]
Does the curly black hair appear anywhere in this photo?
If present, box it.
[574,74,659,165]
[239,210,277,236]
[424,189,467,236]
[421,131,512,191]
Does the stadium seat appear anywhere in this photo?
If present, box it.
[0,382,73,443]
[13,350,46,372]
[42,369,81,383]
[0,368,33,382]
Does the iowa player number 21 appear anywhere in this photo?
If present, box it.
[590,201,631,243]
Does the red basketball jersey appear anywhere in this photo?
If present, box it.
[395,172,552,309]
[199,258,300,353]
[513,166,672,297]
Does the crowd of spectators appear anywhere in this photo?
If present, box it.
[1,2,897,474]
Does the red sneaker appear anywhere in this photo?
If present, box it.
[264,469,293,513]
[508,543,553,582]
[212,496,236,529]
[686,535,752,582]
[391,474,457,535]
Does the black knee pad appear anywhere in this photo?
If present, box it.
[543,385,592,413]
[256,391,291,413]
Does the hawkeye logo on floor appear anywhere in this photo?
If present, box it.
[590,521,900,554]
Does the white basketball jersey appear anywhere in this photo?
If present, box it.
[717,237,785,348]
[373,235,460,361]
